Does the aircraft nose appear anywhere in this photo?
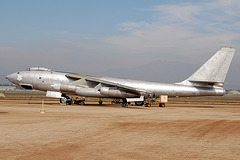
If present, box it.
[6,73,17,82]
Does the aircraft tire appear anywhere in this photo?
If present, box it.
[122,103,128,107]
[60,97,67,103]
[79,101,84,105]
[135,101,144,106]
[122,98,128,107]
[66,99,72,105]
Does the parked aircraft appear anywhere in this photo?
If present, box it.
[6,47,235,107]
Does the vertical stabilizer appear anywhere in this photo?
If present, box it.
[179,47,235,86]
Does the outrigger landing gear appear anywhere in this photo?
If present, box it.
[122,98,128,107]
[99,99,103,105]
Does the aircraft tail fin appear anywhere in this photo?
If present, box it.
[179,47,235,87]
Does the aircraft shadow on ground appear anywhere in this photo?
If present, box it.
[0,112,8,114]
[26,102,215,109]
[82,104,148,110]
[26,102,148,109]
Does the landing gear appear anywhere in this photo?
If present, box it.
[111,99,121,104]
[135,101,144,106]
[99,99,103,105]
[60,97,67,103]
[66,99,73,105]
[122,98,128,107]
[60,95,72,105]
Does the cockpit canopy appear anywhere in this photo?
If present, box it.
[26,67,52,71]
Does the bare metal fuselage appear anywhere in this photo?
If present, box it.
[6,47,235,105]
[7,70,225,98]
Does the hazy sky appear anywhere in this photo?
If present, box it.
[0,0,239,89]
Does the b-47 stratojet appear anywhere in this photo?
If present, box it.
[6,47,235,107]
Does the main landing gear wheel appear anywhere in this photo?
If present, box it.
[77,101,85,105]
[60,97,67,103]
[111,99,121,104]
[135,101,144,106]
[122,98,128,107]
[99,99,103,105]
[66,99,73,105]
[60,96,72,105]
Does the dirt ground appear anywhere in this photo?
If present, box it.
[0,98,239,160]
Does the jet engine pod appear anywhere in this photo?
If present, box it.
[51,83,77,93]
[99,87,138,98]
[60,84,77,92]
[75,88,104,97]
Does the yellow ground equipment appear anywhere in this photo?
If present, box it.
[145,95,168,107]
[74,97,86,105]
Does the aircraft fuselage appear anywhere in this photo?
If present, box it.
[6,70,225,98]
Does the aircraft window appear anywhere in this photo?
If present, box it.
[26,67,52,71]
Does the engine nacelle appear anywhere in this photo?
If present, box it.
[100,87,138,98]
[75,88,104,97]
[51,83,77,93]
